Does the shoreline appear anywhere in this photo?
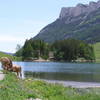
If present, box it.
[24,59,100,63]
[0,71,5,80]
[37,79,100,88]
[1,70,100,89]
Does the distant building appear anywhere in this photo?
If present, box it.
[49,51,54,60]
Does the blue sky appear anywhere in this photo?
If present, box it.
[0,0,98,53]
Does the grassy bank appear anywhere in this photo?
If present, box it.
[0,52,22,61]
[0,72,100,100]
[94,42,100,63]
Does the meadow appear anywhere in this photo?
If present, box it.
[94,42,100,63]
[0,72,100,100]
[0,52,22,61]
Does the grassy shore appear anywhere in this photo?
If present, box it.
[0,52,22,61]
[94,42,100,63]
[0,72,100,100]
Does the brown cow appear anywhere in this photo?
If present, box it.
[1,63,22,78]
[0,57,22,78]
[0,57,13,70]
[10,64,22,78]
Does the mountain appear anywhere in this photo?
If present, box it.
[33,0,100,43]
[0,51,14,56]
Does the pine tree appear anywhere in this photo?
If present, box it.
[22,40,33,60]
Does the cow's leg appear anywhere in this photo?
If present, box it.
[19,71,22,78]
[17,71,19,76]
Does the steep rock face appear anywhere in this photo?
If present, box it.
[33,0,100,43]
[59,1,100,18]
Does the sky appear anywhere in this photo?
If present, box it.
[0,0,98,53]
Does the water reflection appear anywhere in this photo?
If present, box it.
[1,62,100,82]
[24,71,100,82]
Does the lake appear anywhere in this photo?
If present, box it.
[0,62,100,82]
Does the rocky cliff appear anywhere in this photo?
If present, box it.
[33,0,100,43]
[60,1,100,18]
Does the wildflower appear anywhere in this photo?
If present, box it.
[28,78,32,81]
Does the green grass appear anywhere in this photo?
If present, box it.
[0,52,22,61]
[1,72,100,100]
[94,42,100,63]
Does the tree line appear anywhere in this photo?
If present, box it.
[15,39,95,62]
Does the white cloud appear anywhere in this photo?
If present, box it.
[0,35,24,43]
[0,19,50,53]
[0,34,25,53]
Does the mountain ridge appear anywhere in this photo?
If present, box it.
[33,0,100,43]
[60,0,100,19]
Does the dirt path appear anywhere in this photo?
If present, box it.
[0,71,5,81]
[40,79,100,88]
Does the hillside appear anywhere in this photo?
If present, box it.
[94,42,100,63]
[0,52,21,61]
[33,0,100,43]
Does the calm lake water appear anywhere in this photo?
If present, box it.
[0,62,100,82]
